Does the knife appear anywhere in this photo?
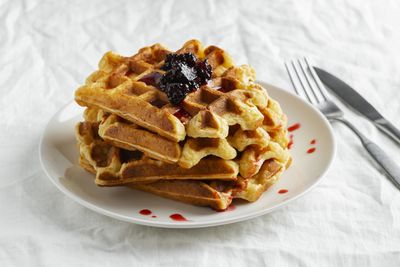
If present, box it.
[314,67,400,144]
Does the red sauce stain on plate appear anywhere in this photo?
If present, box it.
[170,213,188,221]
[278,189,288,194]
[288,134,294,149]
[288,123,301,132]
[139,209,152,216]
[227,204,236,211]
[310,139,316,145]
[307,148,316,154]
[151,215,157,218]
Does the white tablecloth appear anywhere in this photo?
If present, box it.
[1,0,400,266]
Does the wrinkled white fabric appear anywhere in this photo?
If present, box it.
[1,0,400,266]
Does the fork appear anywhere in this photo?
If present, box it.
[285,58,400,190]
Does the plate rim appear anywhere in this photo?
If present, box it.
[39,82,336,228]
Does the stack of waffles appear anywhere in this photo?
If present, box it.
[74,40,291,210]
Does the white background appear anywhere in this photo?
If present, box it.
[1,0,400,266]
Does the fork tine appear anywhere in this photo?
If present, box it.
[285,61,313,103]
[290,60,316,104]
[284,62,301,96]
[304,58,328,101]
[298,59,324,104]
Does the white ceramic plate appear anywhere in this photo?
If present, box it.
[39,82,335,228]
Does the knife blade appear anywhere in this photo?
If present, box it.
[314,67,400,144]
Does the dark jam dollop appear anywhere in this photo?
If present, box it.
[161,53,197,70]
[158,53,212,105]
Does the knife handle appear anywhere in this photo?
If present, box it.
[375,118,400,144]
[333,118,400,190]
[363,141,400,189]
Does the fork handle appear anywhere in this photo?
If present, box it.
[374,118,400,145]
[331,117,400,190]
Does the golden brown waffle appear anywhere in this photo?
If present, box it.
[84,108,181,163]
[75,40,286,165]
[234,157,291,202]
[130,181,233,210]
[79,138,288,208]
[75,52,185,142]
[81,145,289,206]
[79,155,233,210]
[76,120,239,186]
[74,39,292,209]
[76,117,290,203]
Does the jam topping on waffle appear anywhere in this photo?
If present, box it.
[158,53,212,105]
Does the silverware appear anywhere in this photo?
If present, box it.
[314,67,400,144]
[285,58,400,190]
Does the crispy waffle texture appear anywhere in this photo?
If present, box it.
[74,40,291,210]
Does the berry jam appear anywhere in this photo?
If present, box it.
[161,53,197,70]
[157,53,212,105]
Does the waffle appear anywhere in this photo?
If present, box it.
[80,155,233,210]
[78,135,288,209]
[76,120,239,186]
[234,157,291,202]
[84,108,181,163]
[74,39,291,209]
[76,116,290,205]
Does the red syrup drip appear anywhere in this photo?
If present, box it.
[288,123,301,132]
[310,139,316,145]
[139,209,152,216]
[169,213,188,221]
[288,134,294,149]
[151,215,157,218]
[278,189,288,194]
[307,148,316,154]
